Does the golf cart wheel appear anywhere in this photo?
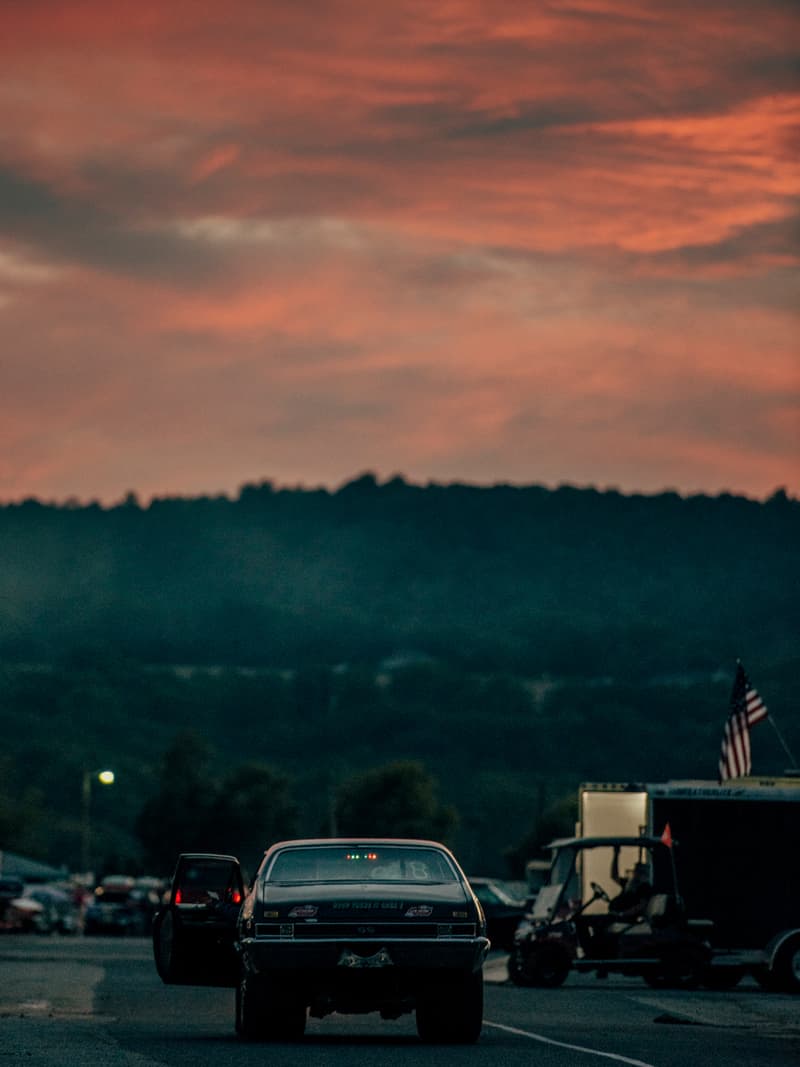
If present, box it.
[644,947,704,990]
[510,943,570,988]
[700,965,745,991]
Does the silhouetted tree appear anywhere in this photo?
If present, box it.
[0,757,46,856]
[211,763,299,875]
[334,760,458,843]
[135,733,299,876]
[504,793,579,878]
[135,731,219,871]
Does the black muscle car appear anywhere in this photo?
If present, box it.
[153,838,489,1043]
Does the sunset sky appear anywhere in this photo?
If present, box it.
[2,0,798,503]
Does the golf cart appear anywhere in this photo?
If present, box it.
[508,835,712,989]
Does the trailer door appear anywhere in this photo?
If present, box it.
[579,787,647,911]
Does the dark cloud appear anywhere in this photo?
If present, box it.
[442,102,605,140]
[673,214,800,264]
[0,167,223,281]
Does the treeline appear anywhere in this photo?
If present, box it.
[0,475,797,676]
[0,475,797,875]
[1,657,797,876]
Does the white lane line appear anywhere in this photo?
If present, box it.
[484,1020,657,1066]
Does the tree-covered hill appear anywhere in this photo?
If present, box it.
[1,475,797,675]
[0,475,797,875]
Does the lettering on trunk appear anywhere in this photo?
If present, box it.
[332,901,402,910]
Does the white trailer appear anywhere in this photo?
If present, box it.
[579,777,800,991]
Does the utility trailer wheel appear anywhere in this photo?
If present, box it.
[769,935,800,994]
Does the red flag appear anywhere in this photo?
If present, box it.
[660,823,673,848]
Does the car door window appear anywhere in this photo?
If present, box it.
[175,859,242,905]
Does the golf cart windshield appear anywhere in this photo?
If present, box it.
[532,836,673,921]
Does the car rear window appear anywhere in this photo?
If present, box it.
[175,859,239,903]
[266,846,458,884]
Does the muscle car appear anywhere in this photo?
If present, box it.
[153,838,489,1042]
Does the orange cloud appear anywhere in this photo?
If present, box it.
[0,0,797,502]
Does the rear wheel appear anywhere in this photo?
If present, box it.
[269,994,307,1040]
[236,973,306,1041]
[767,935,800,994]
[700,965,745,991]
[152,911,185,983]
[509,943,570,988]
[416,970,483,1044]
[753,965,776,991]
[236,974,268,1040]
[644,947,704,990]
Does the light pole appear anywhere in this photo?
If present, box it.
[80,768,115,878]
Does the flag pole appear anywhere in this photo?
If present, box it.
[767,716,799,770]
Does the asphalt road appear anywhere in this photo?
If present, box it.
[1,937,798,1067]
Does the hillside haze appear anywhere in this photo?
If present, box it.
[1,475,797,674]
[1,475,798,875]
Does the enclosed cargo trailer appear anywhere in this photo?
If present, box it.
[579,778,800,991]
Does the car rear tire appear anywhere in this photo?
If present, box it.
[236,974,306,1041]
[236,974,268,1040]
[152,910,186,983]
[267,993,307,1041]
[416,970,483,1044]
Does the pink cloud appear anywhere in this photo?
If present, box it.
[0,0,797,502]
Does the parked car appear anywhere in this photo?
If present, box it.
[153,838,489,1042]
[0,877,44,932]
[129,877,165,934]
[84,876,148,936]
[22,884,80,934]
[0,877,25,931]
[468,877,527,951]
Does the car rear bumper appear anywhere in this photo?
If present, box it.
[239,934,490,975]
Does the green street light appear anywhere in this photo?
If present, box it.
[81,768,115,878]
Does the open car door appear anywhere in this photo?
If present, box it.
[153,853,244,987]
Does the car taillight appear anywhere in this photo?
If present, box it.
[174,889,182,904]
[231,890,242,905]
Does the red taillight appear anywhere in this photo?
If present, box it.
[174,889,182,904]
[231,890,242,905]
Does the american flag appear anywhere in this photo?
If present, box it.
[718,662,769,781]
